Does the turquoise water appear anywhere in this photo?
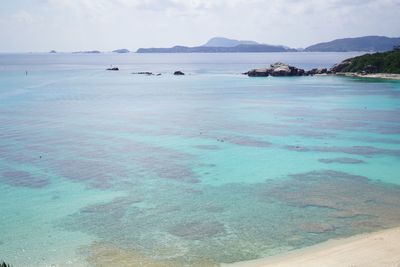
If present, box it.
[1,52,400,266]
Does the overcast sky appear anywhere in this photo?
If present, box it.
[1,0,400,52]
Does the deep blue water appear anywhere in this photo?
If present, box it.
[1,52,400,266]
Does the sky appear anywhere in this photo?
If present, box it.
[0,0,400,52]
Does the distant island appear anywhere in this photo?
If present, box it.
[73,50,101,54]
[304,36,400,52]
[47,36,400,54]
[137,37,295,53]
[112,49,130,53]
[202,37,259,47]
[137,36,400,53]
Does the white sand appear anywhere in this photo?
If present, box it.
[336,73,400,80]
[226,227,400,267]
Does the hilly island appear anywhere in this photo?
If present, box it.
[331,46,400,74]
[136,36,400,53]
[136,37,295,53]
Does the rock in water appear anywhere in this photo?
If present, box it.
[246,62,306,77]
[271,64,291,76]
[132,72,153,75]
[246,68,270,77]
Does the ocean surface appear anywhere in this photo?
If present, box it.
[1,52,400,267]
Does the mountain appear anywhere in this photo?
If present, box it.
[202,37,259,47]
[330,47,400,74]
[305,36,400,52]
[112,49,130,53]
[73,50,101,54]
[136,36,296,53]
[136,36,400,53]
[137,44,295,53]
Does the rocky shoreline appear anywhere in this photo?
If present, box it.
[105,55,399,80]
[244,62,330,77]
[244,61,400,80]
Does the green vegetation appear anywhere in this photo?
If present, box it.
[338,48,400,74]
[305,36,400,52]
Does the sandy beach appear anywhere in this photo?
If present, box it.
[226,227,400,267]
[336,72,400,80]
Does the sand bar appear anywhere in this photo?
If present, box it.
[226,227,400,267]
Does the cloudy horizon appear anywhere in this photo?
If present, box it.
[1,0,400,52]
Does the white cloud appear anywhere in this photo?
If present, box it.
[0,0,399,52]
[11,10,42,23]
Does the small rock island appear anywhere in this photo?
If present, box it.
[245,62,328,77]
[174,71,185,75]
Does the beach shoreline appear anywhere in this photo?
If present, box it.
[225,226,400,267]
[334,72,400,80]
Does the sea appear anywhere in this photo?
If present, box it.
[1,52,400,266]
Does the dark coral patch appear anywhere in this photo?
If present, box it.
[285,145,400,157]
[354,137,400,144]
[318,158,364,164]
[216,136,271,148]
[137,156,197,183]
[299,223,335,234]
[55,160,127,189]
[194,145,221,150]
[226,136,271,147]
[112,140,197,183]
[264,170,400,230]
[81,197,141,219]
[1,171,49,188]
[168,220,225,240]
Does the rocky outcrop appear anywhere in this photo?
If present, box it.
[132,72,162,76]
[246,63,334,77]
[307,68,330,75]
[174,71,185,75]
[272,62,305,76]
[246,62,307,77]
[245,68,270,77]
[132,72,153,75]
[330,59,352,73]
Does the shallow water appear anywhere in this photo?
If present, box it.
[1,52,400,266]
